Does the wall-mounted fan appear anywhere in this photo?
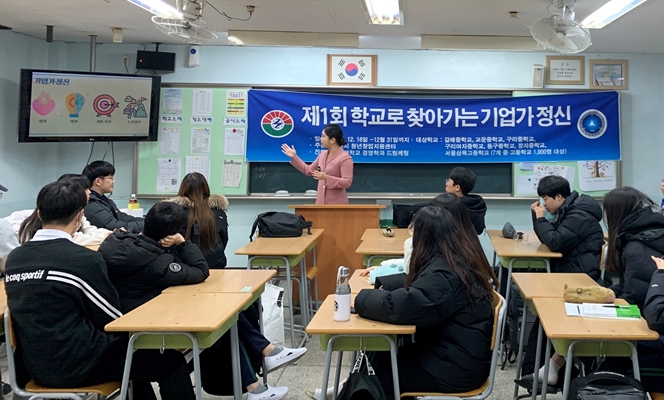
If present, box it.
[151,0,218,44]
[530,1,592,53]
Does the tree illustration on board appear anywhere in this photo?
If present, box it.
[582,161,610,178]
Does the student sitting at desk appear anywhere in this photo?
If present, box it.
[530,175,604,280]
[17,174,112,246]
[168,172,229,269]
[98,202,304,400]
[445,166,487,235]
[355,206,497,399]
[5,180,195,400]
[83,160,144,232]
[359,193,486,280]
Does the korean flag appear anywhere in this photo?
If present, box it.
[330,56,374,84]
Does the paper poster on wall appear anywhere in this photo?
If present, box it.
[192,89,213,117]
[222,160,243,187]
[160,127,180,154]
[190,127,211,154]
[162,88,183,115]
[534,164,576,188]
[578,161,616,192]
[156,158,181,192]
[224,128,245,156]
[186,156,210,182]
[516,176,537,195]
[520,162,535,171]
[226,91,246,116]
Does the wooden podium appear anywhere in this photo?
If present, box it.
[288,204,385,298]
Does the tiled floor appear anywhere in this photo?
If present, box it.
[0,333,565,400]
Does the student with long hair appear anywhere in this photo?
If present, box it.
[354,206,498,398]
[18,174,112,246]
[169,172,229,269]
[359,193,487,280]
[604,186,664,309]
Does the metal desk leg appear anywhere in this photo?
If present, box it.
[513,300,529,400]
[562,340,640,400]
[531,323,544,400]
[299,258,309,330]
[248,256,297,348]
[321,335,401,400]
[120,332,203,400]
[332,351,343,400]
[230,324,242,400]
[312,246,319,314]
[540,338,552,400]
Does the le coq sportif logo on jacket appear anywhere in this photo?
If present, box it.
[5,270,45,282]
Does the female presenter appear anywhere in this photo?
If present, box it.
[281,124,353,204]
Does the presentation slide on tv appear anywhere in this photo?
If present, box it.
[29,72,154,137]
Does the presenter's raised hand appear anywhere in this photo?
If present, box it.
[281,144,297,159]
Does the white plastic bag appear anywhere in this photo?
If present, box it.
[261,282,285,346]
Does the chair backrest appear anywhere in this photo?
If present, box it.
[4,308,26,397]
[600,239,608,280]
[482,291,507,398]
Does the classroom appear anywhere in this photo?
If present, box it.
[2,0,664,399]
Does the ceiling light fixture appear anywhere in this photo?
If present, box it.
[362,0,403,25]
[126,0,182,18]
[581,0,649,29]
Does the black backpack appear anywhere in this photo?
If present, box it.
[249,212,312,241]
[568,371,645,400]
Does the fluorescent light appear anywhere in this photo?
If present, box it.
[126,0,182,18]
[581,0,649,29]
[363,0,403,25]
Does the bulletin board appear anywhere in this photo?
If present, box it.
[136,87,250,196]
[512,161,619,198]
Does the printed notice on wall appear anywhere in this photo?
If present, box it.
[162,88,183,115]
[160,127,180,154]
[186,156,210,182]
[157,158,181,192]
[191,127,211,154]
[222,160,243,187]
[224,128,245,156]
[192,89,213,117]
[578,161,616,192]
[226,91,246,116]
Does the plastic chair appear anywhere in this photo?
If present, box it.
[4,308,123,400]
[400,291,507,399]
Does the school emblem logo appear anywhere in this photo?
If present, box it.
[261,110,294,138]
[577,109,607,140]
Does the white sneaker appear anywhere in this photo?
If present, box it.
[264,346,307,373]
[247,384,289,400]
[305,379,346,400]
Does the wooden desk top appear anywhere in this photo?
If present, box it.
[355,238,405,255]
[486,230,562,258]
[306,295,415,335]
[533,297,658,341]
[361,228,411,242]
[512,273,598,300]
[235,229,324,256]
[288,205,386,209]
[105,292,251,332]
[162,269,276,295]
[349,269,374,293]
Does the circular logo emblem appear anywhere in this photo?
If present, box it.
[577,109,607,140]
[261,110,294,138]
[168,263,182,273]
[345,63,359,77]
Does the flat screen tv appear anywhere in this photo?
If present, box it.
[18,69,161,142]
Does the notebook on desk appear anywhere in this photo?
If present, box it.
[565,303,641,320]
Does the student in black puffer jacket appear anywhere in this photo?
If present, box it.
[605,187,664,311]
[168,172,229,269]
[354,206,498,399]
[531,175,604,281]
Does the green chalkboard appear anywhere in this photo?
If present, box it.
[250,162,512,194]
[136,87,250,196]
